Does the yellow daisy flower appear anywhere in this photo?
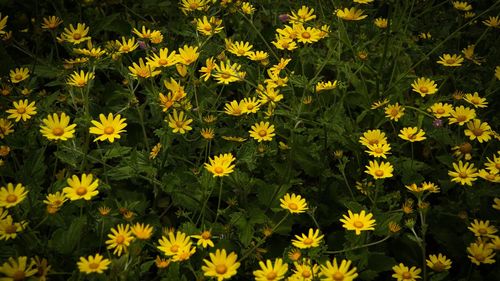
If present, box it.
[241,97,261,114]
[426,254,452,272]
[319,258,358,281]
[485,153,500,174]
[468,219,498,237]
[0,119,13,139]
[464,119,492,143]
[39,112,77,141]
[295,24,322,44]
[448,106,476,125]
[291,259,319,280]
[43,191,67,214]
[167,109,193,134]
[437,53,464,67]
[89,113,127,143]
[448,161,478,186]
[478,169,500,183]
[359,129,388,147]
[272,35,298,51]
[336,7,368,21]
[365,160,394,179]
[384,103,405,121]
[77,254,111,274]
[0,14,7,35]
[428,102,453,118]
[196,16,223,36]
[463,92,488,108]
[467,242,496,265]
[452,1,472,11]
[483,16,500,28]
[365,143,391,158]
[131,223,154,240]
[227,41,253,57]
[128,58,161,79]
[201,249,240,280]
[249,121,276,142]
[106,224,135,256]
[157,231,192,257]
[180,0,210,14]
[291,228,324,249]
[62,173,99,201]
[0,257,37,280]
[191,230,215,248]
[392,263,421,281]
[289,6,316,23]
[149,143,162,160]
[398,127,426,142]
[374,17,388,28]
[9,67,30,83]
[115,37,139,53]
[0,215,27,240]
[177,45,199,65]
[340,210,376,235]
[213,60,244,84]
[280,193,308,214]
[315,80,338,92]
[147,47,178,68]
[61,23,91,44]
[6,99,37,122]
[253,258,288,281]
[0,183,28,208]
[241,2,256,14]
[204,153,236,177]
[411,77,438,97]
[41,16,63,30]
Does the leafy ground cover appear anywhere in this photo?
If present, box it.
[0,0,499,280]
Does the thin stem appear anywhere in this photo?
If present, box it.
[324,235,391,254]
[214,178,224,224]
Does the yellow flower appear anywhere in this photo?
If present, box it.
[191,230,215,248]
[0,215,27,240]
[213,60,244,84]
[131,223,154,240]
[128,58,161,78]
[0,183,28,208]
[247,51,269,63]
[485,153,500,174]
[199,57,217,81]
[280,193,308,214]
[204,153,236,177]
[147,47,178,68]
[384,103,405,121]
[98,206,111,216]
[43,191,67,214]
[464,119,492,143]
[0,14,8,35]
[448,161,478,186]
[448,106,476,125]
[483,16,500,28]
[249,121,276,142]
[155,256,171,269]
[202,249,240,280]
[478,169,500,183]
[437,53,464,67]
[468,219,498,237]
[241,2,256,14]
[196,16,223,36]
[200,128,215,140]
[295,24,322,44]
[253,258,288,281]
[271,35,298,51]
[290,259,318,280]
[40,112,76,141]
[222,136,247,142]
[461,45,483,65]
[77,254,111,274]
[365,143,391,158]
[392,263,421,281]
[149,143,162,160]
[66,70,94,87]
[359,129,387,147]
[241,97,261,114]
[452,1,472,11]
[61,23,91,44]
[452,142,473,160]
[157,231,192,256]
[291,228,324,249]
[463,92,488,108]
[340,210,376,235]
[493,198,500,210]
[411,77,438,97]
[315,80,338,92]
[289,6,316,23]
[63,174,99,201]
[227,41,253,57]
[9,67,30,83]
[365,160,394,179]
[177,45,199,65]
[115,37,139,53]
[132,26,153,39]
[224,100,245,116]
[467,242,496,265]
[398,127,426,142]
[6,99,37,122]
[180,0,210,14]
[106,224,134,256]
[374,17,388,28]
[426,254,452,272]
[41,16,63,30]
[150,30,163,44]
[89,113,127,142]
[0,257,37,279]
[336,7,368,21]
[319,258,358,281]
[167,109,193,134]
[427,102,453,118]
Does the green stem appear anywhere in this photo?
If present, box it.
[214,178,224,224]
[324,235,391,254]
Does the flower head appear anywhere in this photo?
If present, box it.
[89,113,127,143]
[61,23,91,44]
[191,230,215,248]
[42,16,63,30]
[392,263,421,281]
[77,254,111,274]
[280,193,308,214]
[201,249,240,280]
[448,106,475,125]
[291,228,324,249]
[9,68,30,83]
[131,223,154,240]
[0,257,37,280]
[398,127,426,142]
[448,161,478,186]
[411,77,438,97]
[319,258,358,281]
[336,7,367,21]
[167,109,193,134]
[40,112,77,141]
[467,242,496,265]
[464,119,492,143]
[437,54,464,67]
[0,183,28,208]
[253,258,288,281]
[365,160,394,179]
[6,99,37,122]
[177,45,199,65]
[426,254,452,272]
[62,174,99,201]
[468,219,497,237]
[204,153,236,177]
[385,103,405,121]
[249,121,276,142]
[340,210,376,235]
[106,224,135,256]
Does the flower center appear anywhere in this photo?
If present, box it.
[458,172,468,178]
[302,32,311,39]
[121,46,130,52]
[170,244,179,253]
[390,108,399,116]
[6,194,18,203]
[475,254,485,261]
[459,143,472,153]
[73,33,82,40]
[201,231,211,239]
[159,59,168,65]
[288,203,298,210]
[104,126,115,134]
[12,271,25,281]
[214,167,224,174]
[89,262,100,269]
[402,272,412,279]
[419,86,428,93]
[220,73,231,79]
[52,127,64,136]
[258,130,267,137]
[14,74,23,81]
[175,121,184,128]
[445,59,455,64]
[76,186,87,196]
[456,115,467,122]
[266,271,277,280]
[496,163,500,169]
[138,69,150,77]
[353,221,364,228]
[332,272,344,281]
[302,270,311,278]
[368,139,379,145]
[17,107,26,114]
[433,261,445,272]
[215,264,227,274]
[478,228,487,234]
[189,3,199,9]
[303,238,313,245]
[116,235,125,244]
[375,170,384,177]
[472,128,483,136]
[204,25,212,32]
[436,108,445,114]
[5,224,17,234]
[374,148,383,154]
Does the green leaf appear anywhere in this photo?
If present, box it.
[50,217,86,255]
